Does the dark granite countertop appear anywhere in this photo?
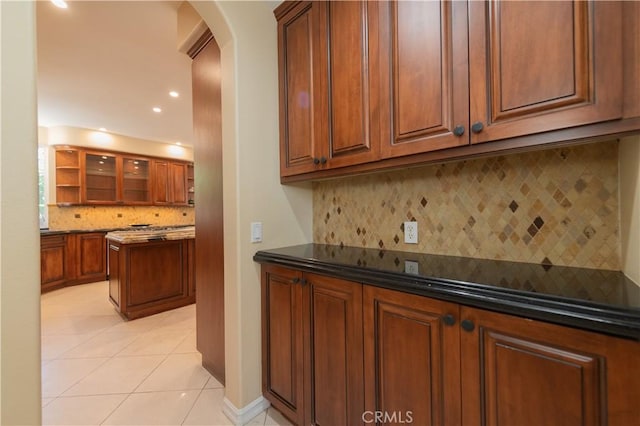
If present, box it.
[253,244,640,340]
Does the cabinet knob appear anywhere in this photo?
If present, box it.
[319,156,327,165]
[461,319,475,332]
[300,278,308,286]
[453,125,465,137]
[313,158,320,165]
[443,314,456,326]
[471,122,484,133]
[292,277,300,284]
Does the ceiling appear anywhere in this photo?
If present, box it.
[36,0,194,146]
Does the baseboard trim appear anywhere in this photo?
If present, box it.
[222,395,271,425]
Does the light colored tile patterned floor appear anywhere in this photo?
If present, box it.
[41,281,292,426]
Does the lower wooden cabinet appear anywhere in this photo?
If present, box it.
[261,266,640,426]
[261,265,364,426]
[363,286,461,425]
[459,306,640,426]
[40,232,107,292]
[41,234,72,291]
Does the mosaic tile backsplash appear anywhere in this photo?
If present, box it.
[313,141,620,270]
[47,205,194,231]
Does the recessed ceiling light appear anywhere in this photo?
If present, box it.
[153,107,162,113]
[51,0,68,9]
[169,91,179,98]
[176,142,182,146]
[99,127,107,131]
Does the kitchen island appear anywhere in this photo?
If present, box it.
[106,226,195,320]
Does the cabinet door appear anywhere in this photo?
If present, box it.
[41,235,71,291]
[379,0,469,157]
[122,156,151,204]
[76,232,106,283]
[303,273,364,426]
[153,160,170,204]
[363,286,461,426]
[468,0,622,144]
[153,160,188,205]
[83,152,119,204]
[261,265,305,425]
[317,0,380,168]
[277,1,322,176]
[459,306,640,426]
[170,162,188,205]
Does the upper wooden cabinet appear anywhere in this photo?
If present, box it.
[468,0,622,144]
[276,0,638,181]
[379,0,470,157]
[122,156,151,204]
[54,146,191,206]
[276,1,380,177]
[83,151,119,204]
[152,160,189,206]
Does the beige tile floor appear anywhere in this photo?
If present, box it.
[41,281,292,426]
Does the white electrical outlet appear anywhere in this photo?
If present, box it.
[251,222,263,243]
[404,260,419,275]
[404,221,418,244]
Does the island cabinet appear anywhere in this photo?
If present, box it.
[261,265,640,426]
[276,0,638,182]
[108,237,194,320]
[261,265,364,426]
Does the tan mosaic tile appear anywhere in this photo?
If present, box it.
[313,141,621,270]
[47,205,194,230]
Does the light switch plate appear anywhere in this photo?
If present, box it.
[251,222,263,243]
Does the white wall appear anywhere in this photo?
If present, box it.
[0,1,42,424]
[191,0,313,413]
[620,135,640,285]
[43,125,194,160]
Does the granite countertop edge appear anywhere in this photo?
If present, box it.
[253,245,640,341]
[41,224,195,236]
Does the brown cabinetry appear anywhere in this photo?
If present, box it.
[41,234,72,292]
[276,1,380,177]
[468,0,622,144]
[363,285,461,425]
[262,265,640,425]
[261,265,364,425]
[152,160,189,205]
[108,238,194,320]
[122,156,151,204]
[378,0,469,157]
[55,148,82,205]
[75,232,107,283]
[54,146,191,206]
[459,306,639,426]
[40,231,107,292]
[276,0,638,182]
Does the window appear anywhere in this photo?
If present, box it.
[38,147,48,228]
